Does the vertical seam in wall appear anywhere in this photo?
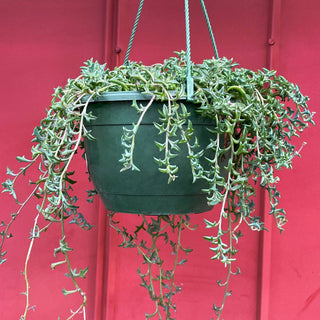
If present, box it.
[257,1,282,319]
[94,1,120,320]
[104,0,120,68]
[94,201,108,320]
[267,0,282,70]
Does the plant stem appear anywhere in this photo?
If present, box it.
[130,95,156,169]
[22,213,40,320]
[61,216,87,320]
[56,96,92,205]
[166,215,183,319]
[216,211,233,320]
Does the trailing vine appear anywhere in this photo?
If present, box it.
[0,51,314,319]
[1,82,96,319]
[109,213,195,319]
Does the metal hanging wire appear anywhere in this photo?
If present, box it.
[123,0,219,100]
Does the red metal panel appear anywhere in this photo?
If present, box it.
[1,0,319,319]
[104,1,268,319]
[106,0,320,319]
[0,0,106,319]
[268,1,320,319]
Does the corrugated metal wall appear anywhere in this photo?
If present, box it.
[0,1,319,319]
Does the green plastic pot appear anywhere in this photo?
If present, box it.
[84,91,221,215]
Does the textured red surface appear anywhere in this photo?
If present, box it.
[0,0,319,319]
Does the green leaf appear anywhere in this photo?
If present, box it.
[65,267,88,278]
[6,167,16,176]
[16,155,32,163]
[204,219,217,229]
[51,260,67,269]
[62,288,78,297]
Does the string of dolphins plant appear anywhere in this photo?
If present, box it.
[0,51,314,319]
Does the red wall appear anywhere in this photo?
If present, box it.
[268,1,320,319]
[0,0,319,319]
[0,0,105,319]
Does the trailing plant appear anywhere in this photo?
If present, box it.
[0,51,314,319]
[109,213,195,319]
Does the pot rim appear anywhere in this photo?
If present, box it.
[84,91,186,102]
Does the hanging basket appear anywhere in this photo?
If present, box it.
[84,92,224,215]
